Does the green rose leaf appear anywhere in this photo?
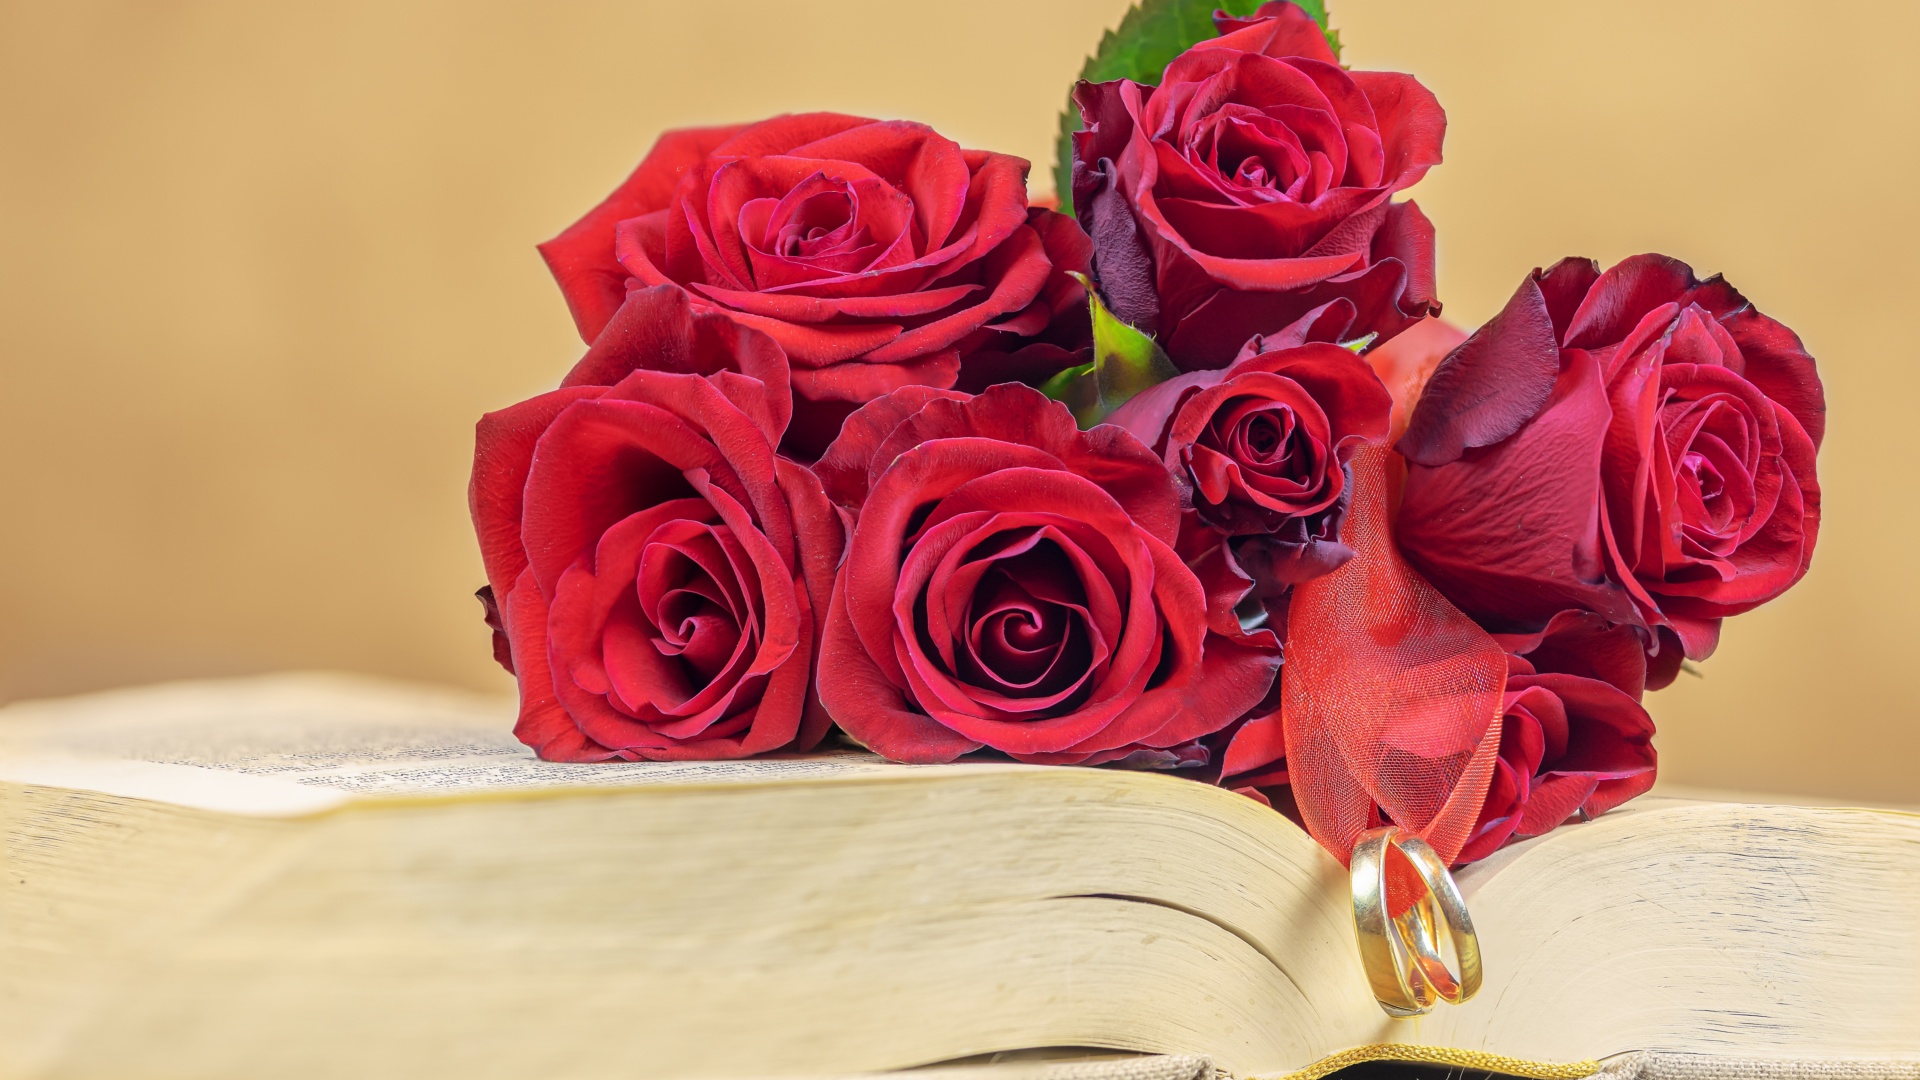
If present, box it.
[1041,272,1182,427]
[1051,0,1337,217]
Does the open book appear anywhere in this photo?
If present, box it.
[3,674,1916,1079]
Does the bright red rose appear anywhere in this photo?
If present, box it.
[469,307,842,761]
[538,114,1092,456]
[1454,659,1657,865]
[811,383,1279,765]
[1071,0,1445,370]
[1396,255,1823,688]
[1108,335,1391,586]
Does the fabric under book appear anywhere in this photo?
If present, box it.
[2,674,1915,1080]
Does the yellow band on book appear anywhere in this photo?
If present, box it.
[1256,1043,1601,1080]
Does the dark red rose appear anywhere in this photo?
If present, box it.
[1071,0,1444,370]
[538,114,1092,457]
[811,384,1279,764]
[1454,661,1657,864]
[1397,255,1823,688]
[469,315,842,760]
[1109,335,1391,586]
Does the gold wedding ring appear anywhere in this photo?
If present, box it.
[1350,826,1482,1016]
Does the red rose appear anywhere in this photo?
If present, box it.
[1396,255,1823,687]
[469,303,842,760]
[1108,335,1391,586]
[811,383,1279,764]
[1071,0,1445,370]
[1454,660,1657,865]
[538,114,1092,456]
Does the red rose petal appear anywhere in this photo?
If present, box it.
[563,284,793,442]
[471,386,606,597]
[860,224,1052,365]
[818,568,983,763]
[1399,348,1643,630]
[1398,274,1561,467]
[539,123,748,343]
[1347,70,1446,190]
[1208,1,1340,66]
[812,385,971,508]
[501,567,623,762]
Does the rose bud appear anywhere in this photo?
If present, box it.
[1397,255,1823,688]
[811,384,1279,765]
[1108,336,1392,587]
[1454,661,1657,865]
[1071,0,1445,370]
[469,314,842,761]
[538,114,1092,457]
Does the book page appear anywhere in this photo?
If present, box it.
[0,673,973,816]
[1441,798,1920,1060]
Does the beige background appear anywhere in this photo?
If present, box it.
[2,1,1914,801]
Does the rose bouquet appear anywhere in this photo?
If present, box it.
[470,0,1822,875]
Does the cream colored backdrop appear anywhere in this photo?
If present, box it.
[3,2,1914,801]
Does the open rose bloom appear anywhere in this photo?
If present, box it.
[812,385,1278,765]
[1397,255,1823,688]
[1072,0,1443,369]
[472,289,842,760]
[471,0,1824,867]
[540,114,1091,457]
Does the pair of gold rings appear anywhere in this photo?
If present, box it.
[1350,826,1483,1016]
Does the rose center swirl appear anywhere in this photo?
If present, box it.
[915,531,1105,713]
[1207,397,1326,491]
[1658,390,1761,552]
[636,525,755,687]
